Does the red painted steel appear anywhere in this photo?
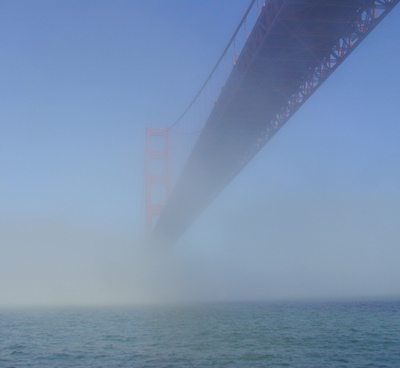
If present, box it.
[151,0,399,246]
[144,127,172,236]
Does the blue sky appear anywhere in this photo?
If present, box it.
[1,1,399,306]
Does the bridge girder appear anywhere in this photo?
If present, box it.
[152,0,399,246]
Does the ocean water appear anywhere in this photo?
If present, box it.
[0,300,399,367]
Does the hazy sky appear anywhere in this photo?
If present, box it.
[1,1,399,307]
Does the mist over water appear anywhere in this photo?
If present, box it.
[2,184,400,308]
[0,216,181,307]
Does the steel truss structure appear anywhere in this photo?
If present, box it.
[244,0,399,164]
[152,0,399,245]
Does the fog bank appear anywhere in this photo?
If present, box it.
[2,188,399,308]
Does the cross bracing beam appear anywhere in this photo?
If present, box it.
[151,0,399,246]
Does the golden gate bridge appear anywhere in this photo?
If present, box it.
[144,0,399,246]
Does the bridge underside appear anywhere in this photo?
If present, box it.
[152,0,398,246]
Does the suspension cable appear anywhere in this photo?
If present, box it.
[168,0,258,131]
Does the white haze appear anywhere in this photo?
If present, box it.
[1,187,400,308]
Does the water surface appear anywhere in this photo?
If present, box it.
[1,300,399,367]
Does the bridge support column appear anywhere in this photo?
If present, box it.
[145,127,172,236]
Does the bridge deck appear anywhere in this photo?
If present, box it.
[152,0,399,245]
